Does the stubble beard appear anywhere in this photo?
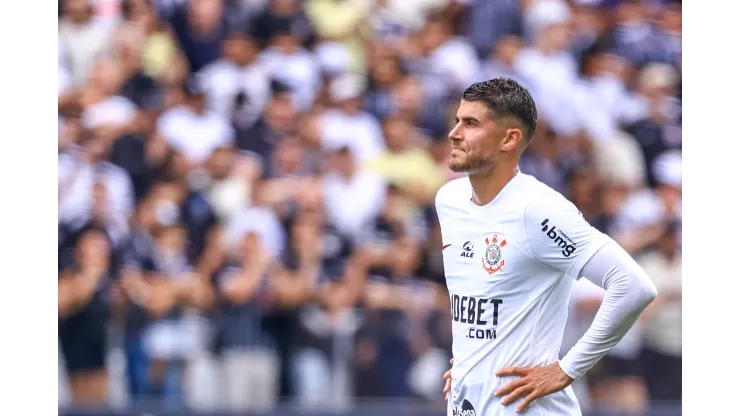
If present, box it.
[448,151,496,174]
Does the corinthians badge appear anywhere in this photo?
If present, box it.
[481,234,507,275]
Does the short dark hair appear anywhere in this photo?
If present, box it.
[462,78,538,144]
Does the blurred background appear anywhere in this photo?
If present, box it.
[57,0,681,415]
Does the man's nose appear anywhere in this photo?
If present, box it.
[449,124,463,141]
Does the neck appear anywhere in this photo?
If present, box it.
[537,41,557,56]
[468,160,519,206]
[121,60,140,79]
[339,169,355,181]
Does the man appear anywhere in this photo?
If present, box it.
[155,77,235,170]
[436,78,656,415]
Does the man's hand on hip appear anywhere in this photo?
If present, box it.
[494,362,574,413]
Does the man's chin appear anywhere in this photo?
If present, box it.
[448,161,470,173]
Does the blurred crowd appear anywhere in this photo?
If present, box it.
[58,0,682,414]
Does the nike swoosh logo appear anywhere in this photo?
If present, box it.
[442,244,452,250]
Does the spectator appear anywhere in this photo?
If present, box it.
[368,115,444,205]
[628,63,682,185]
[59,0,115,87]
[199,31,271,129]
[358,236,443,397]
[259,135,320,220]
[283,196,361,407]
[322,146,387,241]
[208,231,281,411]
[637,224,682,402]
[519,127,568,195]
[407,14,480,103]
[610,0,675,69]
[235,82,298,167]
[611,150,681,255]
[390,75,449,145]
[259,26,322,111]
[365,52,407,121]
[569,2,610,61]
[170,0,230,74]
[514,1,582,137]
[155,77,236,172]
[656,0,682,68]
[59,130,135,242]
[59,226,122,405]
[452,0,523,60]
[479,36,527,84]
[202,147,254,223]
[59,38,74,102]
[121,0,179,80]
[136,207,200,406]
[319,73,386,163]
[251,0,316,49]
[305,0,373,74]
[224,180,287,261]
[80,57,138,138]
[368,0,447,40]
[356,184,426,263]
[569,278,648,416]
[108,22,168,199]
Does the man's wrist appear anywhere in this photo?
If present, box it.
[557,360,581,381]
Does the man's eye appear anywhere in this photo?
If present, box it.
[467,121,476,127]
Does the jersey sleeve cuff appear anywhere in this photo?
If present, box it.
[558,359,584,381]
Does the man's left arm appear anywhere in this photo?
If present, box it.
[558,242,657,379]
[494,194,656,412]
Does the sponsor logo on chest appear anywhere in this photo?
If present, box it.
[460,241,475,258]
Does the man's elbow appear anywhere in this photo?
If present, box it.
[636,274,658,308]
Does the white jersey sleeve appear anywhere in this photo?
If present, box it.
[523,192,612,279]
[559,242,657,379]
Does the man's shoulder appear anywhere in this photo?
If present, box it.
[516,173,572,208]
[99,161,131,180]
[159,106,189,122]
[435,177,470,208]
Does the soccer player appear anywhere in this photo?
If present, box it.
[436,78,657,415]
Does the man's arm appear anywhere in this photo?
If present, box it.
[494,191,656,412]
[559,241,657,379]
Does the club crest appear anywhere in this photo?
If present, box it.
[481,234,507,275]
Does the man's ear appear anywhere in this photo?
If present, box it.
[501,128,523,152]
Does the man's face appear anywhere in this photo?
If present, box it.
[189,0,223,33]
[275,137,303,174]
[495,36,523,66]
[84,136,109,162]
[89,58,123,94]
[224,35,257,65]
[447,100,508,174]
[65,0,89,22]
[188,93,207,112]
[383,117,411,151]
[265,93,297,131]
[333,150,355,176]
[272,0,298,14]
[421,21,448,52]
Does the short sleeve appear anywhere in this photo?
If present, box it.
[523,193,612,279]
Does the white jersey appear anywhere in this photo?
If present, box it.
[436,172,612,416]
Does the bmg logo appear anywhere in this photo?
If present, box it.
[540,219,576,257]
